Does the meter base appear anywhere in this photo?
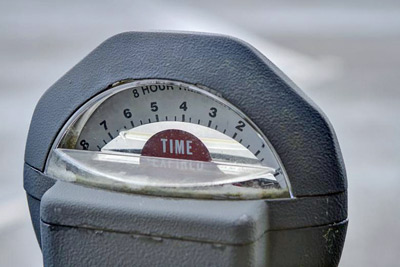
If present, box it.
[38,181,347,266]
[40,218,347,267]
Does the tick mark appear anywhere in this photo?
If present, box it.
[214,125,218,130]
[197,119,201,124]
[262,143,265,148]
[189,117,192,122]
[239,139,242,143]
[208,120,212,127]
[273,168,281,176]
[130,121,134,127]
[148,118,152,123]
[103,140,107,145]
[246,144,251,149]
[232,132,237,139]
[182,114,185,122]
[255,150,260,156]
[97,145,101,151]
[124,126,127,129]
[155,114,159,122]
[174,116,177,121]
[223,129,226,134]
[108,132,114,139]
[140,120,143,125]
[165,116,168,120]
[260,158,265,162]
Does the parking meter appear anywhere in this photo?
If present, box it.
[24,32,347,266]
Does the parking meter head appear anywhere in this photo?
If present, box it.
[24,32,347,266]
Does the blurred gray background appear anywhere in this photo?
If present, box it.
[1,0,399,266]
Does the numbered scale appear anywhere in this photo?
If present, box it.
[46,79,291,199]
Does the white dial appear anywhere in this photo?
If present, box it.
[46,80,291,199]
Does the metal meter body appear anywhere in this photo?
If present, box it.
[24,32,348,266]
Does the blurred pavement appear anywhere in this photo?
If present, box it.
[1,0,399,266]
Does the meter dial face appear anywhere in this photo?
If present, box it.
[46,80,291,199]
